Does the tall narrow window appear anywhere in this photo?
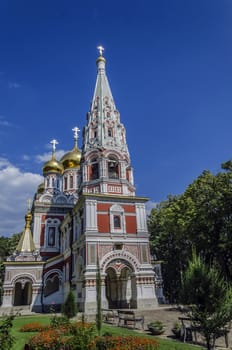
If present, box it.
[90,159,99,180]
[113,215,121,228]
[108,128,113,137]
[48,227,55,246]
[64,177,67,190]
[70,175,74,189]
[108,159,119,179]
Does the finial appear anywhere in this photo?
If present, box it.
[27,198,32,211]
[97,45,104,56]
[72,126,80,141]
[50,139,59,154]
[72,126,80,148]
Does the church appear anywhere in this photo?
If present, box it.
[2,48,163,313]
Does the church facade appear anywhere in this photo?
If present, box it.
[2,49,163,313]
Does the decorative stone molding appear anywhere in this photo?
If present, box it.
[101,250,140,273]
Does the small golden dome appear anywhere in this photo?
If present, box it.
[96,55,106,64]
[60,146,81,170]
[43,155,64,175]
[37,182,44,194]
[25,211,32,227]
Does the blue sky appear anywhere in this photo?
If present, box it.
[1,0,232,235]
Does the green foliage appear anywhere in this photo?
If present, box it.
[62,290,77,319]
[181,254,232,349]
[28,322,96,350]
[0,315,15,350]
[0,232,22,304]
[9,314,203,350]
[50,314,70,328]
[148,162,232,302]
[96,257,102,335]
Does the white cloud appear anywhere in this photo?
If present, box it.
[0,115,11,127]
[145,200,158,215]
[35,149,66,163]
[22,154,30,161]
[0,158,43,237]
[8,82,21,89]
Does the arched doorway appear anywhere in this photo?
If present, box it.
[105,261,136,309]
[13,279,32,306]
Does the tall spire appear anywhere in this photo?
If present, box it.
[83,47,129,156]
[15,210,36,253]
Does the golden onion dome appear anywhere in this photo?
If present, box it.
[43,155,64,175]
[37,182,44,194]
[60,146,81,170]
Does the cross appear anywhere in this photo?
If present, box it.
[97,45,104,56]
[72,126,80,141]
[50,139,59,152]
[27,198,32,210]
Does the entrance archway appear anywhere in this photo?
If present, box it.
[105,261,136,309]
[13,280,32,306]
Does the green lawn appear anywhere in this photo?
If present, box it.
[11,315,50,350]
[8,315,204,350]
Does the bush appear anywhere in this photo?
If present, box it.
[0,315,15,350]
[28,329,60,350]
[147,320,165,335]
[28,321,96,350]
[50,314,70,328]
[62,290,77,319]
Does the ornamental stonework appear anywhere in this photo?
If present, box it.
[125,244,139,259]
[99,244,112,259]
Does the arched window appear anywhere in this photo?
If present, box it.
[48,227,55,246]
[109,204,125,234]
[90,158,99,180]
[45,219,60,248]
[108,128,113,137]
[114,215,121,228]
[108,158,119,179]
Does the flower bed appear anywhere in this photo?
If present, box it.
[93,335,159,350]
[28,322,96,350]
[24,321,159,350]
[20,322,47,332]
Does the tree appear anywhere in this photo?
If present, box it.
[0,315,15,350]
[62,290,77,319]
[148,162,232,301]
[181,254,232,350]
[0,232,22,304]
[96,257,102,335]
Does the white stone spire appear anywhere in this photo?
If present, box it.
[83,48,129,156]
[80,49,135,197]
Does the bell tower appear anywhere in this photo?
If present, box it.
[70,48,158,313]
[81,46,135,196]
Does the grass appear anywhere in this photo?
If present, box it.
[7,315,204,350]
[11,315,50,350]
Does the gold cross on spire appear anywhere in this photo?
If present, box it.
[27,198,32,211]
